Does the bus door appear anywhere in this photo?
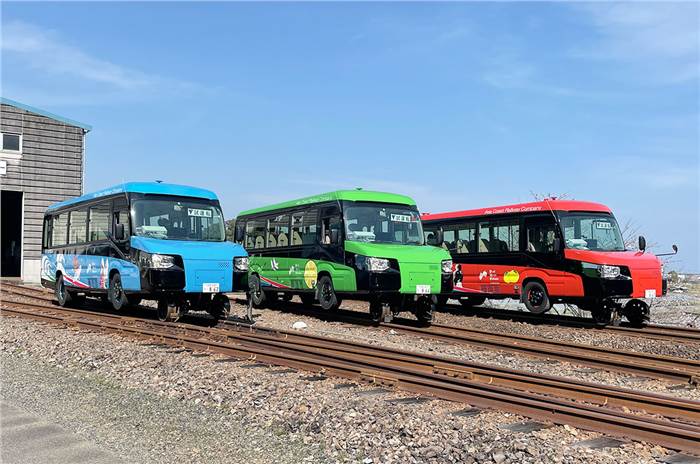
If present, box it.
[319,204,343,264]
[523,214,563,292]
[111,196,131,259]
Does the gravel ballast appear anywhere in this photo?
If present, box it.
[0,314,688,464]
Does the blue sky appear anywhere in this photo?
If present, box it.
[2,2,699,271]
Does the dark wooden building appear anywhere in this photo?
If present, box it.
[1,97,91,282]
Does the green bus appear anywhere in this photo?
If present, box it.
[234,189,453,323]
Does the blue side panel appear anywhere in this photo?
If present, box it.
[41,252,141,292]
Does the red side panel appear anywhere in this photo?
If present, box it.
[450,263,584,297]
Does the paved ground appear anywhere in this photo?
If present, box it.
[1,402,123,464]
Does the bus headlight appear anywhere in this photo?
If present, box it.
[141,252,176,269]
[441,259,453,274]
[234,257,249,272]
[366,257,390,272]
[599,265,621,279]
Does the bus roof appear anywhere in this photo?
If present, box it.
[238,189,416,216]
[46,182,219,212]
[422,200,612,222]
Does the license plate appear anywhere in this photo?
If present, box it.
[416,285,431,295]
[203,283,220,293]
[645,289,657,299]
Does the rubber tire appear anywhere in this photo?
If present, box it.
[415,297,435,325]
[317,276,339,311]
[459,295,487,308]
[249,274,266,308]
[299,293,315,307]
[522,281,551,314]
[108,273,128,311]
[55,275,72,307]
[369,299,383,323]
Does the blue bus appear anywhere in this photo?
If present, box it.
[41,182,249,321]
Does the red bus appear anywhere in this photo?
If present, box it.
[422,200,669,326]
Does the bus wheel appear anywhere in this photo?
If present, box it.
[317,276,339,311]
[415,296,434,325]
[523,282,550,314]
[299,293,315,307]
[108,273,128,311]
[459,295,486,308]
[55,275,72,307]
[157,300,177,322]
[623,299,650,327]
[249,275,266,308]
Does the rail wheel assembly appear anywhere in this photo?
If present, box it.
[622,299,650,327]
[415,296,435,325]
[157,299,186,322]
[207,293,231,320]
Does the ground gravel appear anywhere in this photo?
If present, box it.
[224,296,700,402]
[0,312,690,464]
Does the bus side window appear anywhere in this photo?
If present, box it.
[52,213,68,247]
[457,223,476,254]
[291,209,318,246]
[245,217,267,249]
[268,214,290,248]
[68,208,88,244]
[43,216,52,250]
[88,202,110,242]
[442,229,456,252]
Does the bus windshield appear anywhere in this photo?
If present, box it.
[559,213,625,252]
[131,198,226,241]
[343,202,424,246]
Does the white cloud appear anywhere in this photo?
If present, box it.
[573,3,700,83]
[1,20,202,96]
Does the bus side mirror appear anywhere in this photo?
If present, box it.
[672,244,678,253]
[330,229,340,244]
[638,235,646,252]
[436,229,444,245]
[114,223,125,241]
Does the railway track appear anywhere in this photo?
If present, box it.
[2,298,700,454]
[2,283,700,384]
[440,303,700,344]
[4,282,699,343]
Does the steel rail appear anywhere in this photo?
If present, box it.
[2,301,700,454]
[441,303,700,343]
